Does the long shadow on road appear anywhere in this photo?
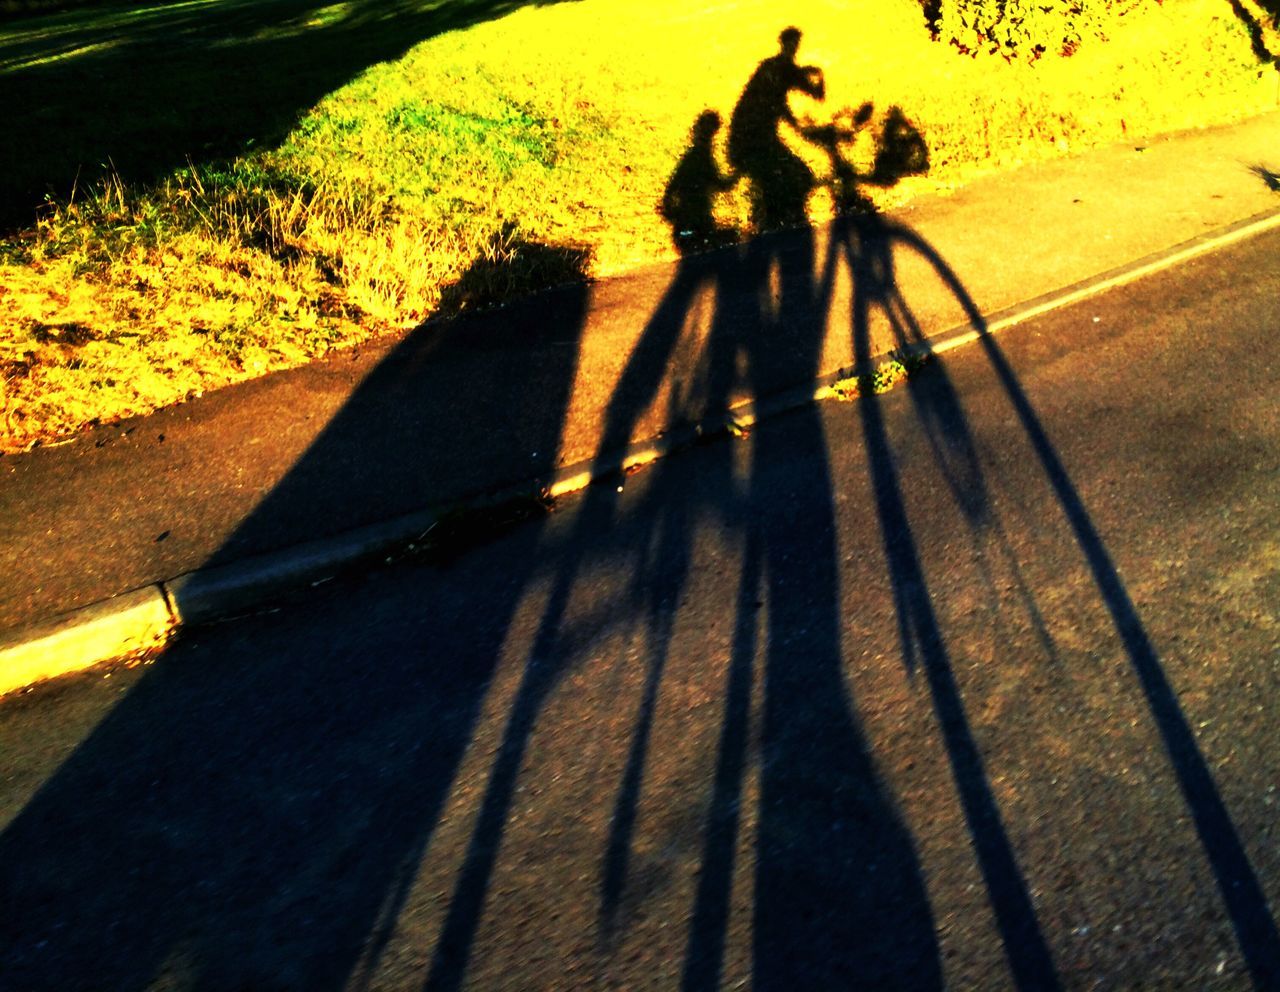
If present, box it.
[832,205,1060,992]
[838,203,1280,989]
[1,29,1277,991]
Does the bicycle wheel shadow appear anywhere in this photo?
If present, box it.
[823,123,1280,989]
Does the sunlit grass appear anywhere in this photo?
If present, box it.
[1,0,1274,451]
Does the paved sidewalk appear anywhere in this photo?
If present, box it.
[2,109,1278,641]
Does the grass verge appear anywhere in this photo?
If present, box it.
[1,0,1276,451]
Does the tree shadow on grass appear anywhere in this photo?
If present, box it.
[0,0,570,231]
[196,226,591,570]
[0,231,591,992]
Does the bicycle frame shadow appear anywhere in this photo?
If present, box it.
[828,198,1280,988]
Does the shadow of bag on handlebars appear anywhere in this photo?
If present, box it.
[872,106,930,186]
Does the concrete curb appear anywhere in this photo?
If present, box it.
[0,586,172,694]
[164,507,444,627]
[4,206,1280,699]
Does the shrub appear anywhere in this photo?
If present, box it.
[923,0,1146,61]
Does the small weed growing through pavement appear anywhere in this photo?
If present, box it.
[826,349,934,401]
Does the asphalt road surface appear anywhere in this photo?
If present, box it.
[1,227,1278,991]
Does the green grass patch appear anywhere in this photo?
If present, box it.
[824,350,934,401]
[1,0,1276,450]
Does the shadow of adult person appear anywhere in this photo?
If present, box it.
[726,26,826,231]
[675,54,943,989]
[0,230,592,992]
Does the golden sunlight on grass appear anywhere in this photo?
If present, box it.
[0,0,1273,450]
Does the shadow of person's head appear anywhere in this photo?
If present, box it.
[692,109,722,146]
[779,25,802,59]
[661,110,739,252]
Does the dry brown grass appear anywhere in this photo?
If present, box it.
[1,0,1275,451]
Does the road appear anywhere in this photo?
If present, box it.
[1,227,1278,991]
